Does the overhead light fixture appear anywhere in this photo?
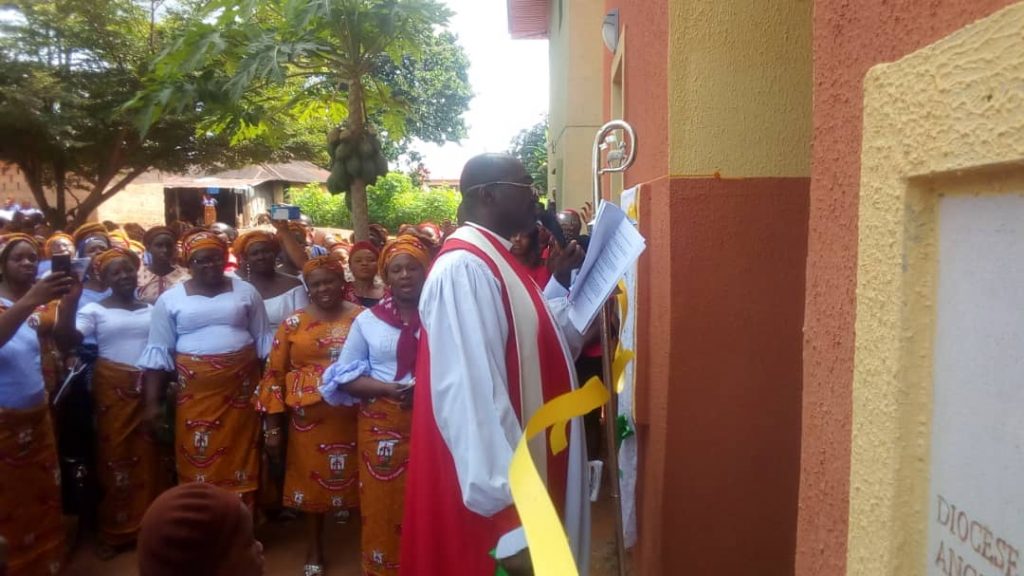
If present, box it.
[602,9,620,53]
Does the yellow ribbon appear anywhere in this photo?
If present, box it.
[508,377,610,576]
[616,279,629,323]
[613,349,635,394]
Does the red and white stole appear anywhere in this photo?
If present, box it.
[441,224,573,510]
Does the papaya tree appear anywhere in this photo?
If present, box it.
[139,0,471,241]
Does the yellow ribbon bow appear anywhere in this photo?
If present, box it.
[508,377,610,575]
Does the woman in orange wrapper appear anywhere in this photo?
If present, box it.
[54,248,163,559]
[256,255,362,576]
[139,231,272,502]
[320,235,430,576]
[0,233,74,576]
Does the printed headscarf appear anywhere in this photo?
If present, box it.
[43,233,74,258]
[301,254,347,279]
[143,226,177,248]
[72,222,109,247]
[109,229,131,250]
[0,233,39,265]
[93,247,140,276]
[180,230,227,263]
[128,240,146,259]
[417,222,442,245]
[349,240,380,261]
[368,236,429,381]
[231,230,278,259]
[378,235,431,283]
[324,235,351,252]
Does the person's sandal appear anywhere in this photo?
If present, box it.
[303,564,324,576]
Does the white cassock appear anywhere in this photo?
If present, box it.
[402,222,591,575]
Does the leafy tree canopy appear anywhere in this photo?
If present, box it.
[0,0,320,227]
[137,0,472,240]
[508,115,548,193]
[139,0,471,161]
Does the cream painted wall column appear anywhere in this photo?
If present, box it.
[849,4,1024,575]
[667,0,811,177]
[547,0,604,210]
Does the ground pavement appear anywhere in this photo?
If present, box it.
[63,491,622,575]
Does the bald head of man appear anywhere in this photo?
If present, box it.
[459,153,538,240]
[556,210,583,242]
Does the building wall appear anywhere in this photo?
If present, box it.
[94,183,167,227]
[600,2,671,571]
[0,163,77,219]
[243,182,282,228]
[845,9,1024,572]
[636,177,809,575]
[0,163,34,203]
[797,2,1019,575]
[668,0,812,177]
[605,0,669,189]
[602,1,811,574]
[0,163,166,226]
[547,0,605,211]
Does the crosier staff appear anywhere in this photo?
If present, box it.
[591,119,637,576]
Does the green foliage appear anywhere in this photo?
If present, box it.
[141,0,471,158]
[288,173,458,231]
[138,0,472,241]
[393,180,460,227]
[508,116,549,193]
[0,0,323,227]
[287,183,350,228]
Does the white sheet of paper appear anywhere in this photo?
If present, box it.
[568,201,646,332]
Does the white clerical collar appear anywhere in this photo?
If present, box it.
[465,221,513,250]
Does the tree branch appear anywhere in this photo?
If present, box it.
[97,165,150,203]
[102,127,131,183]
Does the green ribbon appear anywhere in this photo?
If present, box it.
[491,548,510,576]
[616,414,635,448]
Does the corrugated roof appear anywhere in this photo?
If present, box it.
[209,161,329,184]
[138,161,330,189]
[507,0,549,39]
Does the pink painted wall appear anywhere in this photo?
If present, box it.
[604,0,668,188]
[797,2,1019,574]
[635,176,808,575]
[604,0,809,572]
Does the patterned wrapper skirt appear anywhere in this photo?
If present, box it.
[0,402,64,576]
[282,401,359,513]
[358,397,412,576]
[174,346,261,494]
[92,359,164,546]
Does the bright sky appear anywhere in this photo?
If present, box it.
[410,0,549,180]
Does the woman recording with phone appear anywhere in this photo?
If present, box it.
[0,233,73,575]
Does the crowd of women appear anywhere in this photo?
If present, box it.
[0,213,461,576]
[0,201,586,576]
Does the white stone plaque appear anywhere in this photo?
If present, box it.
[928,193,1024,576]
